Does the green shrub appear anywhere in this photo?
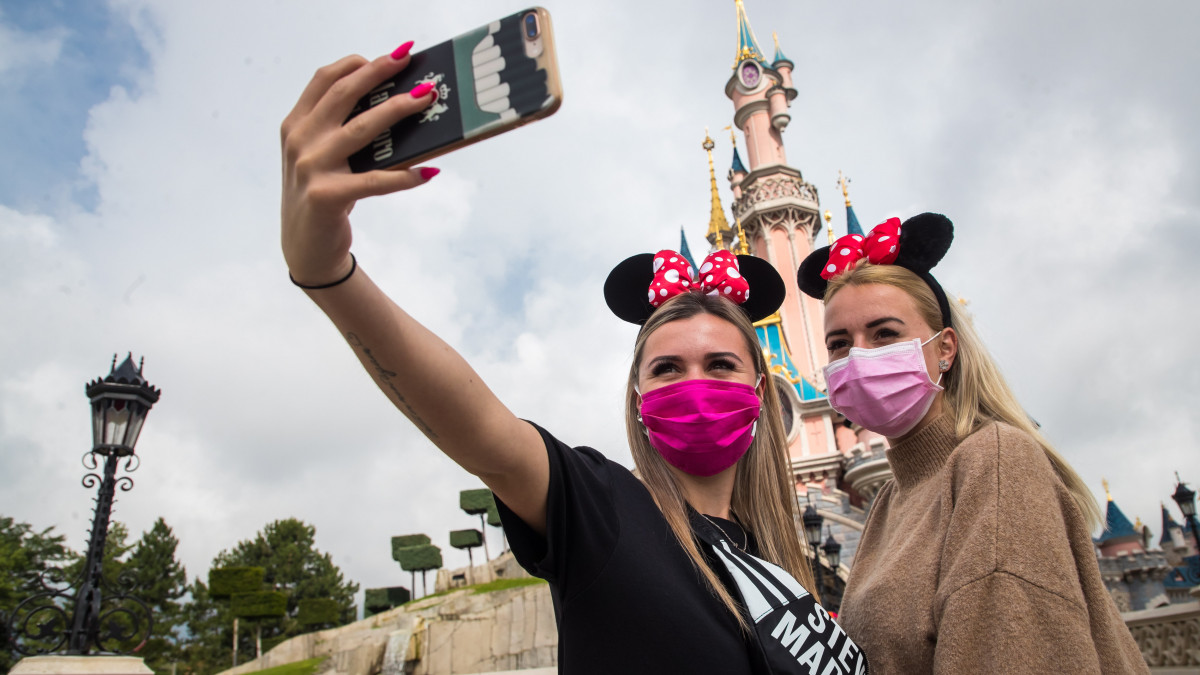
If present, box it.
[209,567,265,599]
[363,586,410,615]
[245,656,328,675]
[395,545,442,572]
[449,529,483,549]
[459,489,493,515]
[486,502,501,527]
[231,590,287,619]
[390,534,431,561]
[296,598,340,626]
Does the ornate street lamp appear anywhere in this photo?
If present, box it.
[7,354,160,656]
[802,504,825,590]
[1172,473,1199,551]
[822,527,842,572]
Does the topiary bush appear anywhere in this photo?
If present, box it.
[231,590,288,619]
[391,534,431,561]
[209,567,265,599]
[449,529,483,549]
[395,545,442,572]
[363,586,411,616]
[459,489,493,515]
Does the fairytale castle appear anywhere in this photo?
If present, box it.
[695,1,1200,616]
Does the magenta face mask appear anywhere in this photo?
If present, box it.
[823,332,944,438]
[639,379,762,477]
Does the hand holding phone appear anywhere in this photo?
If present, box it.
[346,7,563,173]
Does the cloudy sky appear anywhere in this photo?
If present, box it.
[2,0,1197,611]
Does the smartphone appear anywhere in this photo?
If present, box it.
[347,7,563,173]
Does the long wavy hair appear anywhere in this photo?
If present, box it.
[824,263,1102,531]
[624,292,818,628]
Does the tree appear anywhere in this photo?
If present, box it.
[459,490,494,561]
[448,530,483,584]
[210,519,357,653]
[179,578,229,675]
[0,516,76,674]
[125,518,188,675]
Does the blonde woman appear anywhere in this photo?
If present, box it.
[282,49,868,673]
[797,213,1146,673]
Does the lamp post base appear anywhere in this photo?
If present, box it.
[10,656,153,675]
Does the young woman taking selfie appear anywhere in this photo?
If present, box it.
[281,46,868,674]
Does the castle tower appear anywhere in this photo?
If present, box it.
[724,1,850,495]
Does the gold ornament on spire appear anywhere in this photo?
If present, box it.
[838,170,852,207]
[823,210,834,245]
[736,217,749,255]
[703,128,732,251]
[732,0,766,67]
[1102,478,1112,502]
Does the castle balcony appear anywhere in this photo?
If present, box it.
[842,440,893,505]
[1123,598,1200,670]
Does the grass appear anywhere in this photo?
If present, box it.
[244,656,328,675]
[399,576,548,607]
[470,577,547,594]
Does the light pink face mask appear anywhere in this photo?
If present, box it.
[639,379,761,477]
[823,332,944,438]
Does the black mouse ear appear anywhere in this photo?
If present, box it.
[895,213,953,273]
[797,246,833,299]
[736,255,786,322]
[604,253,657,325]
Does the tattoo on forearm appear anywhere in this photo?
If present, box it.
[346,332,438,439]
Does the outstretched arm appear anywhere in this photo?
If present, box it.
[280,47,548,533]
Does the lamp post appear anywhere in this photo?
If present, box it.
[7,354,160,656]
[1172,473,1199,552]
[822,527,842,574]
[802,504,824,591]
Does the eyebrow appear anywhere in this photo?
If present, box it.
[825,316,906,341]
[646,351,745,368]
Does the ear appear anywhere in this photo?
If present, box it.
[756,372,767,400]
[939,327,959,372]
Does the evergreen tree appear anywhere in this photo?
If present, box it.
[125,518,188,675]
[0,516,77,674]
[210,519,357,653]
[179,579,230,675]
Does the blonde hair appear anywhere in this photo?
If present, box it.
[625,292,818,629]
[824,263,1102,531]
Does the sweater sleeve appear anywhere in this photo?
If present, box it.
[932,422,1149,674]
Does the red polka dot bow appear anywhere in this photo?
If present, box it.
[649,249,750,308]
[820,217,903,280]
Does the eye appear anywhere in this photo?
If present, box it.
[650,362,678,376]
[709,358,736,371]
[826,339,849,353]
[873,327,900,342]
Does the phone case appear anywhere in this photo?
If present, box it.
[347,7,563,173]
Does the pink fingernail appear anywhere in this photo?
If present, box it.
[409,82,435,98]
[390,41,414,60]
[419,167,441,181]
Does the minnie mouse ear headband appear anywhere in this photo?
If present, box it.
[605,249,786,325]
[797,212,955,328]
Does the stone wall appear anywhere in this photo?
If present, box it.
[215,570,556,675]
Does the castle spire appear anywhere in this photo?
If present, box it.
[771,31,792,66]
[1103,478,1113,501]
[703,129,732,250]
[839,171,865,236]
[733,0,767,67]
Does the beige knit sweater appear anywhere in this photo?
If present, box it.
[838,416,1148,674]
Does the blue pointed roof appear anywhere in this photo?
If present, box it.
[772,33,792,67]
[733,0,768,66]
[731,147,747,174]
[679,227,697,271]
[845,204,864,237]
[1097,498,1140,544]
[1161,504,1182,546]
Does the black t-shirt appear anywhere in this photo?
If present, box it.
[495,422,869,674]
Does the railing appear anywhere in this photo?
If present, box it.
[1123,599,1200,670]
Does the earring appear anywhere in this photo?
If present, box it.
[938,360,950,372]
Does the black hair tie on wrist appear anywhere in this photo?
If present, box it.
[290,254,357,290]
